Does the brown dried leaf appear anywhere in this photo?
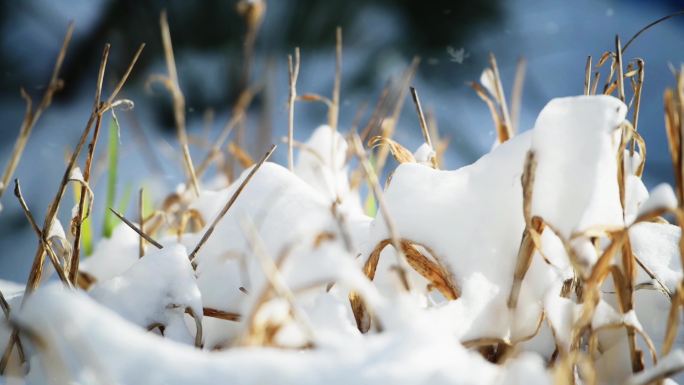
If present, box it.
[368,136,415,164]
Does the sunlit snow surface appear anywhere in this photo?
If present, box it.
[2,95,684,384]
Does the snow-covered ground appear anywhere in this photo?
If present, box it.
[1,93,683,384]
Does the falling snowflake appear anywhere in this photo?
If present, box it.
[446,46,469,64]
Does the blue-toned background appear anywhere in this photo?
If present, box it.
[1,0,683,280]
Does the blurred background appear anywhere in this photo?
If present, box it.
[1,0,684,281]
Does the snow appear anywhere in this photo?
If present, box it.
[3,94,684,384]
[638,183,678,217]
[79,221,141,281]
[367,131,532,340]
[629,222,682,292]
[88,243,202,345]
[530,95,626,238]
[14,284,550,385]
[183,161,375,348]
[627,350,684,385]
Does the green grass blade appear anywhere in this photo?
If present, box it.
[72,186,94,256]
[142,185,153,218]
[103,113,120,238]
[82,212,93,255]
[364,154,378,217]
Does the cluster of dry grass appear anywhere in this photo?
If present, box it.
[2,5,684,385]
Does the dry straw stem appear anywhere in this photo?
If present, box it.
[108,208,163,249]
[611,261,643,372]
[23,42,144,296]
[297,93,332,107]
[287,48,301,171]
[241,243,296,343]
[195,84,261,178]
[591,71,601,95]
[359,79,392,143]
[615,120,642,374]
[633,254,671,297]
[329,26,342,131]
[470,79,511,144]
[569,231,629,349]
[488,53,513,139]
[552,350,596,385]
[615,35,626,102]
[0,330,21,375]
[0,23,74,201]
[630,60,645,156]
[176,209,206,241]
[426,109,450,168]
[228,142,255,168]
[159,10,200,197]
[184,307,203,348]
[366,238,459,301]
[508,151,545,309]
[0,290,24,375]
[617,121,636,214]
[349,101,369,136]
[203,307,241,322]
[188,144,276,265]
[330,200,354,253]
[374,57,420,176]
[409,87,434,151]
[240,219,316,347]
[236,0,265,93]
[588,321,657,367]
[662,285,683,355]
[138,188,145,258]
[351,134,411,288]
[349,133,413,332]
[622,10,684,53]
[13,180,71,286]
[585,56,593,95]
[510,57,526,133]
[70,44,111,282]
[368,136,415,164]
[664,72,684,204]
[0,290,9,318]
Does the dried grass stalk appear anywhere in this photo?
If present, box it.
[287,48,301,171]
[195,84,260,178]
[470,81,508,143]
[159,11,200,196]
[368,136,415,164]
[109,208,163,249]
[240,220,315,347]
[488,53,513,138]
[409,87,434,149]
[24,42,144,295]
[329,27,342,131]
[70,44,111,281]
[13,180,71,286]
[374,57,420,175]
[585,56,592,95]
[615,35,626,102]
[350,237,459,332]
[184,307,203,348]
[510,57,526,132]
[228,142,255,169]
[661,285,683,355]
[203,307,241,322]
[0,23,74,200]
[189,145,276,265]
[138,188,145,258]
